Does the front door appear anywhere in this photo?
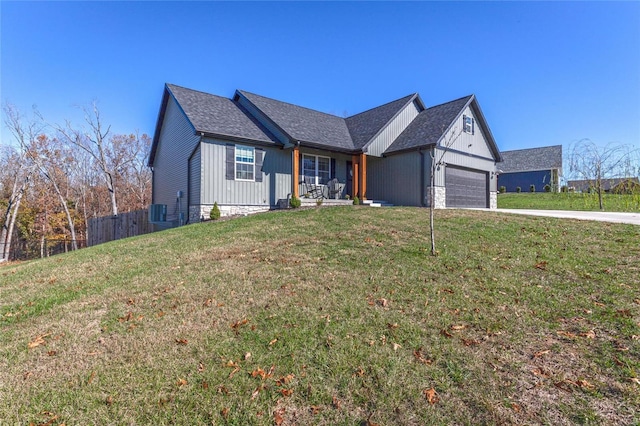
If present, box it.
[346,161,353,197]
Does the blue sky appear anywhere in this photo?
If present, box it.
[1,1,639,153]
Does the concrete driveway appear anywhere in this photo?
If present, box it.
[496,209,640,226]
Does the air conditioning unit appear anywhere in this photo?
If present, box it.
[148,204,167,222]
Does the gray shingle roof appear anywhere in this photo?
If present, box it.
[500,145,562,173]
[345,94,418,149]
[167,84,280,144]
[237,90,354,150]
[385,95,473,154]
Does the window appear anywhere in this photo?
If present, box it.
[463,115,474,135]
[235,145,255,180]
[303,154,331,185]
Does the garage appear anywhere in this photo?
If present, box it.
[445,166,488,208]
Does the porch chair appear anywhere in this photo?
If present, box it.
[327,178,341,199]
[303,175,324,199]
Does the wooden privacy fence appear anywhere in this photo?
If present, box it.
[88,209,154,247]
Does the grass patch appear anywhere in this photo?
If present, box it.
[1,207,639,425]
[498,192,640,212]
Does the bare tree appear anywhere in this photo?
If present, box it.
[568,139,638,210]
[56,102,119,216]
[1,105,39,262]
[429,126,462,256]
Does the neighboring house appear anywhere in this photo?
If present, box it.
[498,145,562,192]
[148,83,502,223]
[568,177,640,193]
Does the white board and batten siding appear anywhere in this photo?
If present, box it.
[199,139,292,207]
[152,96,200,221]
[366,100,422,157]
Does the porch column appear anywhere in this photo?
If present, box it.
[352,155,359,198]
[360,153,367,200]
[292,146,300,198]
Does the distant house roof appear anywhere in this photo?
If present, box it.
[345,93,421,149]
[568,177,640,192]
[500,145,563,173]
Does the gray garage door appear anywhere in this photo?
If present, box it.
[445,167,488,208]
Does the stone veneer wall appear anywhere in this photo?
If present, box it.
[190,204,270,223]
[434,187,447,209]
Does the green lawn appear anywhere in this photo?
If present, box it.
[498,192,640,212]
[1,207,639,425]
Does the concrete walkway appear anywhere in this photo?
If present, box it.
[495,209,640,226]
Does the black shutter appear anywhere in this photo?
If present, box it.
[255,149,264,182]
[330,158,336,179]
[225,144,235,180]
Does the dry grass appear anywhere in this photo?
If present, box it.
[1,207,638,425]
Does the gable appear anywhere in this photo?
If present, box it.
[237,90,354,151]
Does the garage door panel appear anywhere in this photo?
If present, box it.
[445,167,488,208]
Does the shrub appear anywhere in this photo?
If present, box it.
[289,195,301,209]
[561,185,568,193]
[316,198,323,206]
[353,196,360,205]
[544,184,551,193]
[516,187,521,193]
[209,202,221,220]
[499,186,506,194]
[530,185,536,193]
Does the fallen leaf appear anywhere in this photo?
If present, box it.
[28,333,50,349]
[450,324,466,331]
[423,387,439,404]
[127,298,135,305]
[440,329,453,338]
[176,378,188,387]
[387,322,399,329]
[531,367,550,378]
[392,343,402,351]
[202,380,209,389]
[461,338,479,346]
[118,311,133,322]
[556,331,576,339]
[87,371,96,384]
[228,367,240,379]
[442,288,454,294]
[579,330,596,339]
[376,298,388,307]
[629,378,640,385]
[221,407,229,418]
[269,338,278,346]
[534,261,548,270]
[175,338,188,345]
[198,362,205,372]
[279,388,293,397]
[105,396,113,406]
[413,348,433,365]
[244,352,252,360]
[533,349,550,358]
[47,350,57,356]
[332,395,341,409]
[251,384,264,400]
[276,374,295,386]
[251,368,267,379]
[353,367,365,377]
[310,405,322,415]
[274,408,285,425]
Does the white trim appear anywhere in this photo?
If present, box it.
[235,145,255,181]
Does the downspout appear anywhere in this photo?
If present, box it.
[419,148,426,206]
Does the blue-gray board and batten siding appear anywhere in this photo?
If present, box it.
[498,171,552,192]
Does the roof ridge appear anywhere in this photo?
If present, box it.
[237,89,345,119]
[426,94,474,110]
[167,83,232,101]
[346,93,417,119]
[502,145,563,153]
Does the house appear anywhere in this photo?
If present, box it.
[498,145,562,192]
[148,83,502,223]
[568,177,640,193]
